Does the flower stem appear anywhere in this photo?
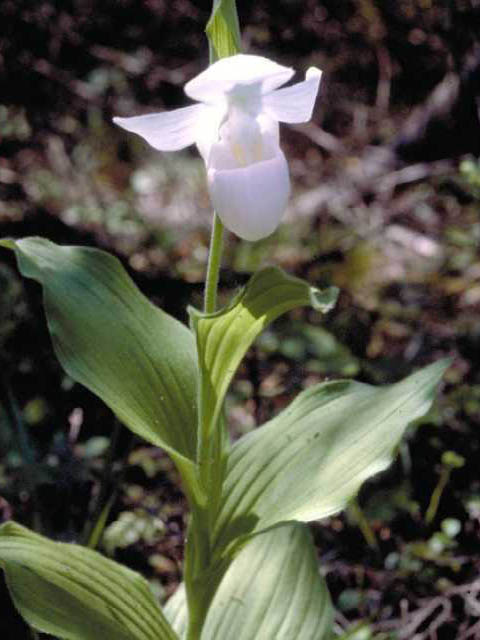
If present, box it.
[185,4,238,637]
[204,212,224,313]
[185,214,225,640]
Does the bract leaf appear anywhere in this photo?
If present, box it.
[213,360,449,550]
[206,0,242,61]
[0,521,178,640]
[190,266,338,445]
[1,238,198,488]
[202,523,333,639]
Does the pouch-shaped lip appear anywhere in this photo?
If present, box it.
[208,149,290,241]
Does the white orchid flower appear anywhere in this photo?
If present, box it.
[114,54,322,241]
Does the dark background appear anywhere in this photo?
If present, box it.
[1,1,480,637]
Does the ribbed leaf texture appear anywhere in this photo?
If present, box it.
[0,522,177,640]
[206,0,242,60]
[202,523,333,639]
[213,360,449,549]
[190,266,338,442]
[1,237,199,488]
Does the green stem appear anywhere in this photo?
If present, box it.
[184,511,213,640]
[425,467,450,526]
[185,214,226,640]
[81,419,123,548]
[185,2,240,636]
[203,213,224,314]
[198,211,225,492]
[349,497,378,550]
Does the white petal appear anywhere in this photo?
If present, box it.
[257,114,280,154]
[185,55,294,104]
[113,104,206,151]
[208,114,279,170]
[262,67,322,123]
[208,151,290,241]
[194,104,226,162]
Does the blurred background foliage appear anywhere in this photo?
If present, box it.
[1,1,480,638]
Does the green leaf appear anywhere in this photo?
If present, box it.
[202,523,333,639]
[190,266,338,443]
[206,0,242,61]
[213,360,449,550]
[0,521,178,640]
[164,583,188,640]
[1,238,199,492]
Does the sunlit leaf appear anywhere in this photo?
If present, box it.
[190,266,338,444]
[206,0,241,61]
[1,238,199,495]
[202,523,333,639]
[0,521,177,640]
[164,583,188,640]
[213,360,449,550]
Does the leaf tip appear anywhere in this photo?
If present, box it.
[428,356,453,382]
[310,285,339,314]
[0,238,17,251]
[187,304,201,330]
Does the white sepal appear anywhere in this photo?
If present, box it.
[113,104,206,151]
[208,150,290,241]
[185,55,294,104]
[263,67,322,123]
[113,54,323,242]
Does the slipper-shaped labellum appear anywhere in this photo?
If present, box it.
[114,55,322,241]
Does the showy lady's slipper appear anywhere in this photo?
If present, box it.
[114,54,322,241]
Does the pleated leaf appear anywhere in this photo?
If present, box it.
[190,266,338,442]
[1,238,198,483]
[0,521,178,640]
[206,0,242,60]
[202,523,333,640]
[213,360,448,549]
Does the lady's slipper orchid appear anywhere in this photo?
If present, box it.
[114,54,322,241]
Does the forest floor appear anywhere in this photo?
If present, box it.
[1,2,480,638]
